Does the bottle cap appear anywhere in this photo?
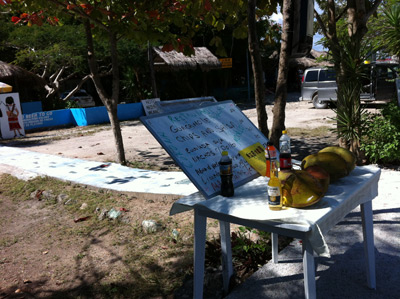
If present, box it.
[222,151,228,156]
[282,130,287,134]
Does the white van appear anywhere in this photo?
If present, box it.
[300,62,399,109]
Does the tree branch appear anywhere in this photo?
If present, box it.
[335,4,348,22]
[366,0,383,20]
[314,9,331,40]
[60,74,91,101]
[47,0,108,30]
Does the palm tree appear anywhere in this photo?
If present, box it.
[376,4,400,58]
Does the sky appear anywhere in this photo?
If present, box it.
[270,4,326,52]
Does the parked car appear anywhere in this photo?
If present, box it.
[60,89,95,108]
[300,62,400,109]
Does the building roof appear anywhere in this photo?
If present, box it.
[0,60,46,87]
[0,61,47,101]
[153,47,221,72]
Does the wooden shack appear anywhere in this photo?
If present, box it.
[151,47,221,99]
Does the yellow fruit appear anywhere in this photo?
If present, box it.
[278,169,324,208]
[301,152,348,182]
[305,165,330,193]
[278,170,295,207]
[319,146,356,173]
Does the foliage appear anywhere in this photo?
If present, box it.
[331,83,368,143]
[9,22,87,74]
[330,35,370,151]
[361,102,400,164]
[374,4,400,57]
[64,98,81,109]
[206,226,272,278]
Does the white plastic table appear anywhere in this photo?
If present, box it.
[170,165,381,299]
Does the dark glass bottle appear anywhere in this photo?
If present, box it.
[219,151,234,197]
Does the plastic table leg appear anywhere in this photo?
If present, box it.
[302,238,316,299]
[194,210,207,299]
[272,232,279,263]
[220,221,233,293]
[361,200,376,289]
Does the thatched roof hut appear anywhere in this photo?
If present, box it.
[268,49,332,69]
[289,49,333,69]
[0,61,46,101]
[153,47,221,72]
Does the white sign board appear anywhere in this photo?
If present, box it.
[0,92,25,139]
[140,100,269,198]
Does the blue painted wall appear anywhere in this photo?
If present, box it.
[24,103,144,130]
[71,103,144,126]
[118,103,144,120]
[23,109,74,130]
[21,101,43,114]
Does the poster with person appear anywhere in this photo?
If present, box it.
[0,92,25,139]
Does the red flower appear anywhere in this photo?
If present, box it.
[204,0,212,11]
[11,16,20,23]
[80,4,94,14]
[161,44,174,52]
[147,10,159,19]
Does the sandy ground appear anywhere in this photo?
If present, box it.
[2,99,340,169]
[0,96,397,298]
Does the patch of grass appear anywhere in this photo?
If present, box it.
[287,126,333,138]
[0,174,197,297]
[0,174,284,297]
[0,236,19,248]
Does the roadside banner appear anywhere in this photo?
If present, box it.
[0,92,25,139]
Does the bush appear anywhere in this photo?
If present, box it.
[361,102,400,164]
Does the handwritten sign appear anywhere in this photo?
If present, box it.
[141,98,161,115]
[140,100,269,198]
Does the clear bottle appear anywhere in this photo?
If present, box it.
[268,159,282,210]
[279,130,292,170]
[265,141,277,178]
[219,151,234,197]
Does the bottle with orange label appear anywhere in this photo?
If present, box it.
[265,141,277,178]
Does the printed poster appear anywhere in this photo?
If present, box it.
[239,142,266,176]
[0,92,25,139]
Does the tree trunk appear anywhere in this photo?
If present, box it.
[247,0,269,139]
[269,0,292,147]
[84,19,126,165]
[108,27,126,165]
[148,42,158,98]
